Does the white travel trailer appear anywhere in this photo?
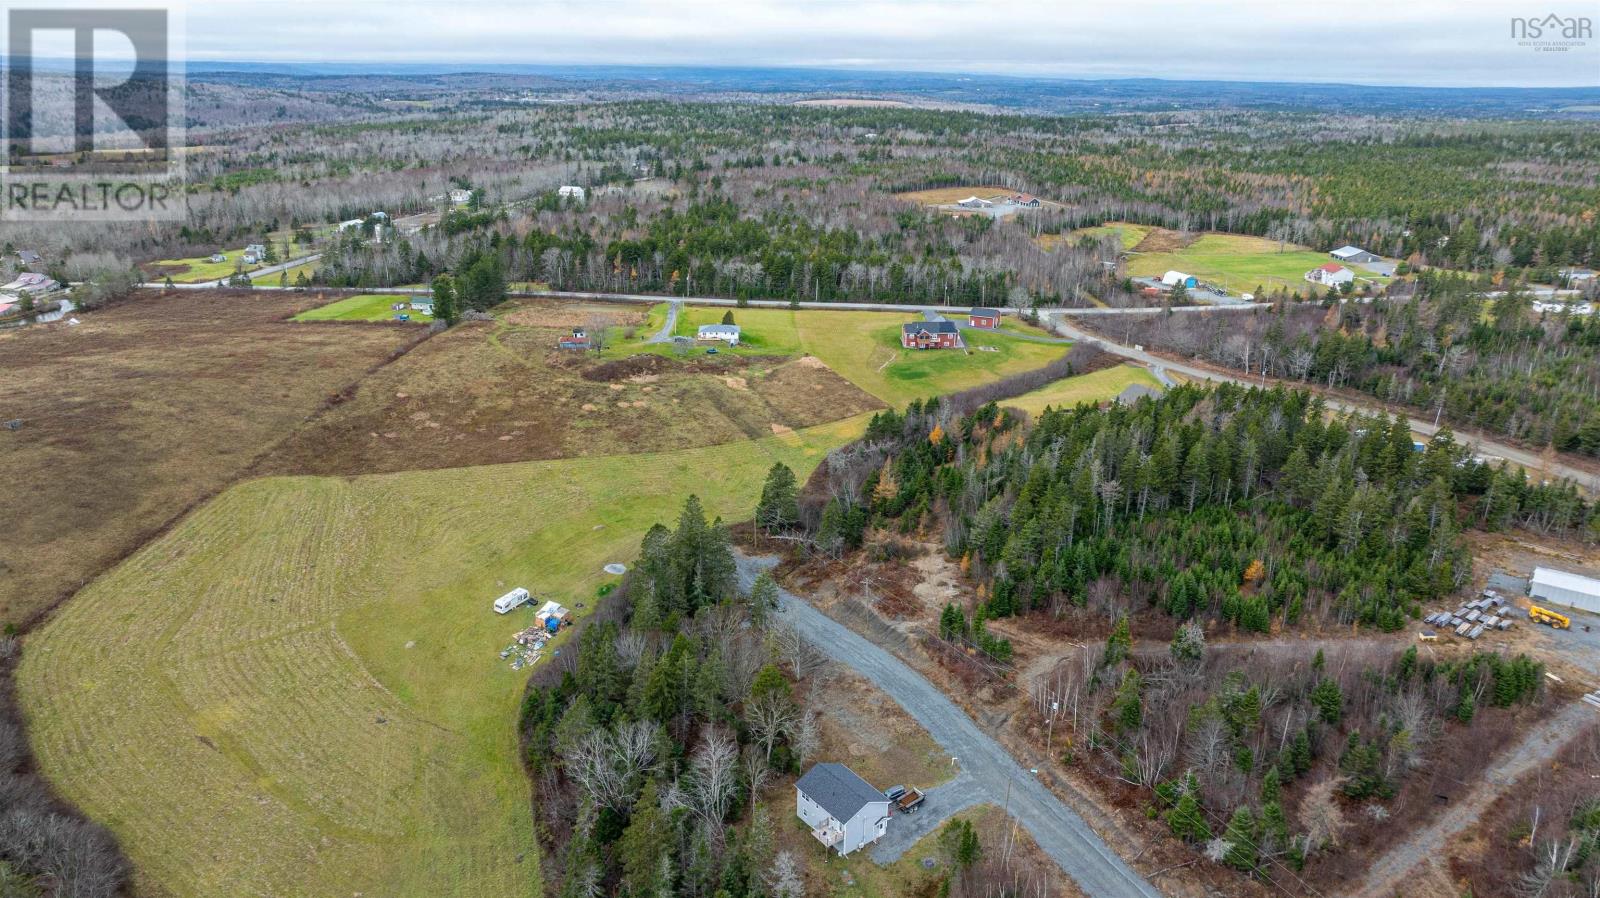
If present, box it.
[494,587,532,614]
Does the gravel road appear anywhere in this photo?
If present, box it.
[737,553,1164,898]
[1352,700,1597,897]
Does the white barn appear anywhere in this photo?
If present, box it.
[1530,567,1600,615]
[559,185,586,201]
[796,763,890,857]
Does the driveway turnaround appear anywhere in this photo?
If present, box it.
[736,554,1164,898]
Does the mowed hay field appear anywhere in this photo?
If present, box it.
[0,290,416,626]
[894,185,1012,205]
[271,299,883,475]
[607,306,1069,408]
[19,414,868,898]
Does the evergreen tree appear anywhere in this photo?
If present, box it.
[1103,615,1132,667]
[1311,678,1344,725]
[1222,806,1258,871]
[1166,774,1211,843]
[755,463,800,533]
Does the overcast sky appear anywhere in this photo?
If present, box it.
[115,0,1600,87]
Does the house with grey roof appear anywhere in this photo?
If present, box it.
[901,319,961,350]
[696,323,741,345]
[795,763,890,856]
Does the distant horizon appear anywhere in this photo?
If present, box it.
[179,60,1600,92]
[10,1,1598,90]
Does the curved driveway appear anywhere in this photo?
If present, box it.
[736,554,1164,898]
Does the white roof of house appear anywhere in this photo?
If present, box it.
[1531,567,1600,598]
[698,324,740,336]
[1161,270,1193,285]
[537,600,570,617]
[1330,245,1369,258]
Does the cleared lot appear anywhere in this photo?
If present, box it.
[20,416,868,898]
[0,290,415,627]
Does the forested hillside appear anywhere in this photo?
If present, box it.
[1097,275,1600,458]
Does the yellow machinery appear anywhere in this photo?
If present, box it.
[1529,605,1571,629]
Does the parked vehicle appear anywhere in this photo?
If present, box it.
[494,587,532,614]
[884,785,925,814]
[1529,605,1571,629]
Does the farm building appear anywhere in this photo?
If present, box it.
[408,298,434,314]
[956,196,993,209]
[1306,263,1354,287]
[796,763,890,857]
[558,185,586,200]
[1161,271,1198,289]
[337,219,364,232]
[901,319,962,350]
[1330,245,1381,264]
[696,323,741,345]
[208,253,227,264]
[968,307,1002,329]
[558,328,592,350]
[1530,567,1600,615]
[449,188,474,205]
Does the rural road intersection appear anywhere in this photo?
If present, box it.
[735,554,1165,898]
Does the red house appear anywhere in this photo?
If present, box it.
[968,307,1001,329]
[901,320,962,350]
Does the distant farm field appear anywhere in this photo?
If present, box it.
[1004,364,1163,418]
[1065,221,1152,251]
[1124,230,1390,295]
[141,251,266,284]
[295,293,432,323]
[0,289,414,626]
[605,305,1070,407]
[894,185,1012,205]
[18,415,867,898]
[269,299,882,476]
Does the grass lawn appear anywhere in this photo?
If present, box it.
[294,293,432,323]
[18,414,870,898]
[1126,233,1391,296]
[604,306,1069,407]
[1004,364,1164,418]
[142,251,268,284]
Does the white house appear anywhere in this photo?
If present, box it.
[795,763,890,857]
[493,587,531,614]
[1530,567,1600,615]
[337,218,364,232]
[558,185,586,201]
[1161,270,1198,289]
[449,188,474,206]
[1330,245,1381,265]
[696,323,741,345]
[408,298,434,314]
[1306,263,1354,287]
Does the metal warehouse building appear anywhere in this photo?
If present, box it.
[1530,567,1600,615]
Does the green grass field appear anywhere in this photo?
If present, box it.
[1125,233,1390,296]
[295,293,432,323]
[144,250,267,284]
[18,414,869,898]
[605,306,1068,407]
[1004,364,1163,418]
[1065,222,1151,251]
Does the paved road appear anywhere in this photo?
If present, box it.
[644,300,681,343]
[1352,701,1597,898]
[737,554,1164,898]
[1043,312,1600,492]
